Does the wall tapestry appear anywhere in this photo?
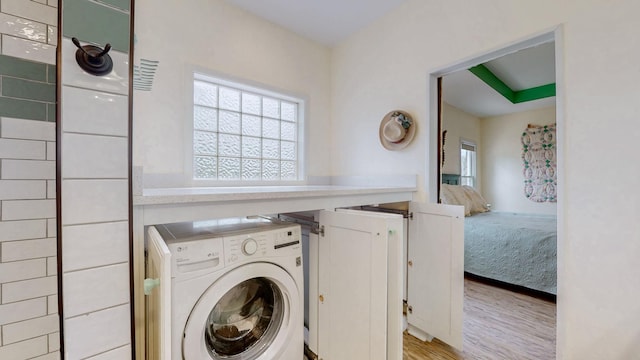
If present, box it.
[521,124,557,202]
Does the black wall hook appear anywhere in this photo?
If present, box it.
[72,37,113,76]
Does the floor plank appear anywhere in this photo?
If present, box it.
[404,278,556,359]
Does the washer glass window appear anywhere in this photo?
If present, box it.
[205,277,284,359]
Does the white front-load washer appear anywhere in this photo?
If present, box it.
[148,217,304,360]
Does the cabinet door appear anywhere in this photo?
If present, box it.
[306,230,320,355]
[318,209,403,360]
[146,226,172,360]
[407,202,464,350]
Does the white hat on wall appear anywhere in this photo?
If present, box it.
[379,110,416,150]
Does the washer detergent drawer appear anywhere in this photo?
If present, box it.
[168,238,224,275]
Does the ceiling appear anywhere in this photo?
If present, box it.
[223,0,556,118]
[444,41,556,118]
[224,0,409,46]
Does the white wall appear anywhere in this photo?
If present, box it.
[481,106,556,215]
[441,102,481,185]
[331,0,640,358]
[133,0,332,184]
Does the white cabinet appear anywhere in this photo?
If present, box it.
[406,202,464,350]
[140,194,464,360]
[315,203,464,359]
[317,209,403,360]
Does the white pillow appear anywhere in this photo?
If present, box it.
[440,184,456,204]
[462,185,489,214]
[441,184,472,216]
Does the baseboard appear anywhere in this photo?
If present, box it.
[464,272,557,303]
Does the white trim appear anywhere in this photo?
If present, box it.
[427,26,564,356]
[459,138,477,187]
[552,25,566,359]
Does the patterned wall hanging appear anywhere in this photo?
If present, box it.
[521,124,557,202]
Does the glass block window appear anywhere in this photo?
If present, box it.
[193,74,302,181]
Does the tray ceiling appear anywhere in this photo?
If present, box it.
[443,41,556,118]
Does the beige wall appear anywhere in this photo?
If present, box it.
[331,0,640,358]
[133,0,332,184]
[481,106,556,215]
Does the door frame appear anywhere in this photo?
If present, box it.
[425,26,565,352]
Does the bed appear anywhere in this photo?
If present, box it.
[440,175,557,296]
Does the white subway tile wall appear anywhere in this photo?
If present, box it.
[0,297,47,325]
[2,275,57,305]
[1,159,56,179]
[60,1,131,357]
[0,258,47,284]
[1,237,57,262]
[62,263,130,318]
[1,34,56,65]
[63,304,130,359]
[0,138,47,159]
[61,133,128,178]
[1,117,56,141]
[0,0,57,25]
[83,345,132,360]
[0,1,60,359]
[0,180,47,200]
[61,86,129,136]
[61,179,128,225]
[2,313,59,345]
[0,119,59,358]
[62,221,129,272]
[0,336,49,359]
[0,12,48,42]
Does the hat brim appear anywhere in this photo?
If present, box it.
[379,110,416,150]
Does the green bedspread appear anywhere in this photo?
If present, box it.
[464,212,557,295]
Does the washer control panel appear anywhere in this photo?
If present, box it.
[159,221,301,274]
[225,225,301,265]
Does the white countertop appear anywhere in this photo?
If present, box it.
[132,175,417,225]
[134,184,416,206]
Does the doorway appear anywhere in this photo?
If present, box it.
[428,28,563,358]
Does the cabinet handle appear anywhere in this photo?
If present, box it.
[319,294,324,303]
[408,260,413,267]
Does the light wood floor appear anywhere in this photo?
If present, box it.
[403,278,556,360]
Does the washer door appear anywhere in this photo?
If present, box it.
[183,262,300,360]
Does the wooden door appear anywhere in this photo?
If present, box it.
[407,202,464,350]
[145,226,172,360]
[318,209,403,360]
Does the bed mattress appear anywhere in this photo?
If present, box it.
[464,212,557,295]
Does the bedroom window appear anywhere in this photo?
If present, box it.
[460,140,477,187]
[191,73,304,182]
